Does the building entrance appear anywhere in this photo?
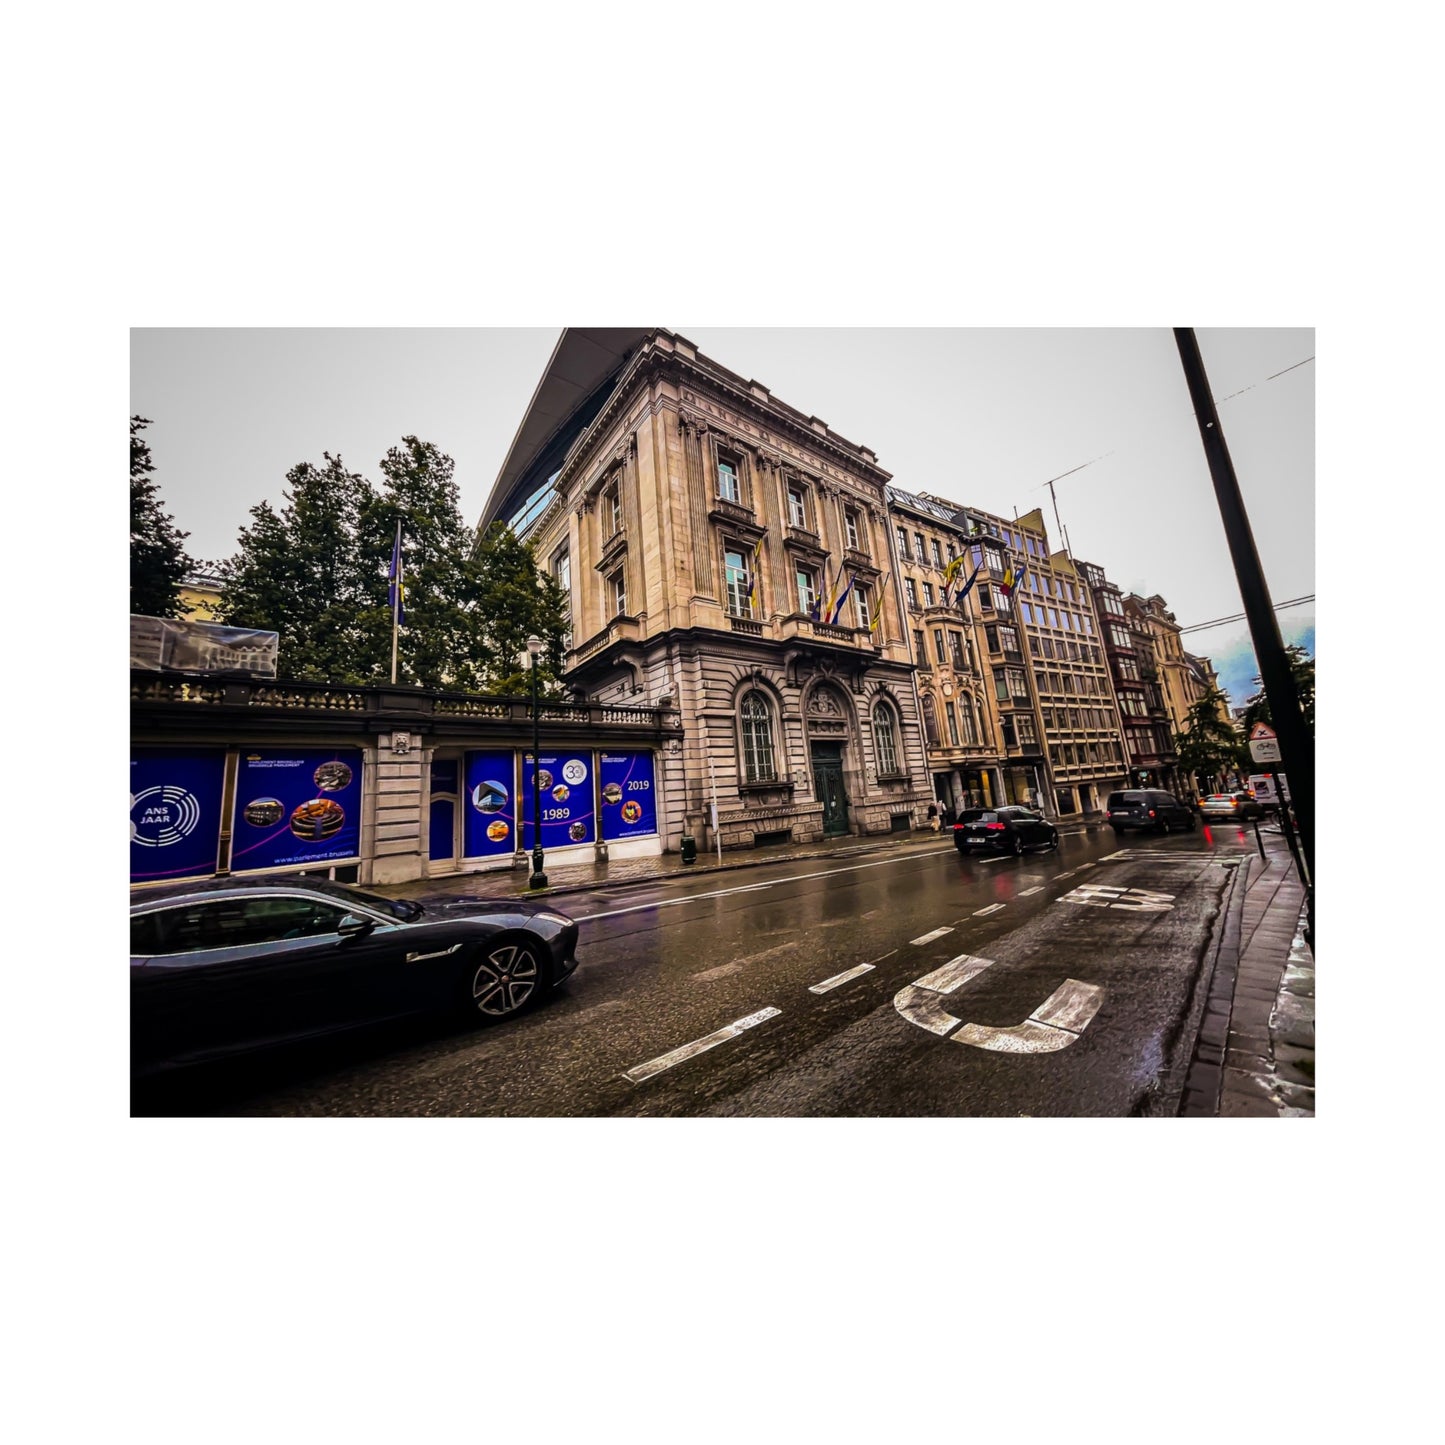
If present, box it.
[810,742,850,837]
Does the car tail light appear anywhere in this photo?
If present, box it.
[1147,809,1155,817]
[984,823,1005,831]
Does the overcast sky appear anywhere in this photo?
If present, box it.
[130,326,1312,705]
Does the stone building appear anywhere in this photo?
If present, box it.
[477,329,932,854]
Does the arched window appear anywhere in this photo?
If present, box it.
[873,700,901,775]
[921,693,941,749]
[740,692,777,783]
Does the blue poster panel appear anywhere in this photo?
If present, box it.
[130,750,228,883]
[463,750,518,858]
[600,752,657,840]
[519,752,595,850]
[230,748,364,872]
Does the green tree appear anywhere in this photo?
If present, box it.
[216,438,569,692]
[130,415,194,617]
[218,453,376,681]
[1173,687,1248,791]
[1241,645,1314,737]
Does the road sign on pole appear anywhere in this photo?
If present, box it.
[1249,722,1282,765]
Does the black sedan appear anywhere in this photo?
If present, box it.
[953,806,1058,856]
[131,875,579,1075]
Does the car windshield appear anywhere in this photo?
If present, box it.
[958,810,999,823]
[289,877,424,921]
[1108,792,1149,806]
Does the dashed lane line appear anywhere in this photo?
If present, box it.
[1016,886,1044,897]
[809,962,876,994]
[620,1007,782,1084]
[972,903,1005,916]
[911,926,955,945]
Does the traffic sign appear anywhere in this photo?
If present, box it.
[1249,722,1282,764]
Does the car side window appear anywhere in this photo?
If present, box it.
[138,897,350,955]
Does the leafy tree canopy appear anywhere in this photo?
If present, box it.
[130,416,194,618]
[217,438,568,692]
[1241,645,1314,737]
[1173,686,1248,790]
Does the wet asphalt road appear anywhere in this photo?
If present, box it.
[135,822,1265,1118]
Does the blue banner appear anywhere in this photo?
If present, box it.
[130,750,228,883]
[520,752,595,850]
[230,748,363,872]
[600,752,657,840]
[463,750,518,858]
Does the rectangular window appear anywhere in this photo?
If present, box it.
[933,628,946,663]
[844,506,861,550]
[998,625,1019,654]
[787,483,808,529]
[913,629,927,665]
[905,577,920,608]
[853,584,871,630]
[725,547,751,618]
[717,457,740,503]
[1008,668,1029,700]
[923,581,936,607]
[930,538,943,568]
[796,566,819,615]
[603,479,621,537]
[993,667,1009,703]
[609,569,627,617]
[896,526,909,557]
[1048,608,1059,628]
[1020,601,1033,623]
[948,631,965,669]
[945,702,961,746]
[1015,714,1038,746]
[959,702,979,746]
[914,532,927,563]
[979,584,993,612]
[985,624,999,653]
[1041,637,1054,659]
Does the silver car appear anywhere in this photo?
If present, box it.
[1200,791,1263,821]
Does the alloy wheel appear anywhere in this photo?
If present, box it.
[471,942,541,1017]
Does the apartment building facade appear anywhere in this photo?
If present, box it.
[478,329,932,859]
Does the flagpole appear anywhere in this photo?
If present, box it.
[389,518,401,686]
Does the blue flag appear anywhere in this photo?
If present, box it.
[388,522,406,627]
[954,563,982,611]
[829,570,856,626]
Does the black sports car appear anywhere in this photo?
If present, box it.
[131,875,579,1075]
[952,806,1059,856]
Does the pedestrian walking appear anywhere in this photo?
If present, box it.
[927,801,941,832]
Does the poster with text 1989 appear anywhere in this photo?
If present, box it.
[519,753,594,850]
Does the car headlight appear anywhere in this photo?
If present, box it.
[533,911,572,928]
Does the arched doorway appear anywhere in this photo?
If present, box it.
[806,681,854,837]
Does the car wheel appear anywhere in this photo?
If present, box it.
[1008,834,1023,857]
[1047,832,1059,851]
[464,937,547,1020]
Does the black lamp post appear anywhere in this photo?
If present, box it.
[526,635,548,890]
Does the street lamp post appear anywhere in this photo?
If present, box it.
[526,635,548,891]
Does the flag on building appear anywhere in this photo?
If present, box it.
[954,562,982,611]
[747,534,765,614]
[869,575,889,633]
[999,556,1029,598]
[829,570,856,625]
[388,521,406,627]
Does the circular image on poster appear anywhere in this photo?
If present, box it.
[290,798,346,841]
[471,780,509,814]
[535,769,554,792]
[551,783,570,803]
[562,759,588,786]
[621,800,642,824]
[313,761,353,792]
[486,819,510,842]
[568,821,588,842]
[243,798,285,828]
[602,782,623,806]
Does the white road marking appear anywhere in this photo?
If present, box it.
[692,962,744,982]
[1057,883,1175,912]
[621,1007,782,1084]
[1017,886,1044,897]
[953,979,1104,1054]
[583,850,956,921]
[910,926,955,945]
[1075,862,1096,870]
[893,955,996,1035]
[809,963,875,994]
[1055,870,1076,879]
[972,903,1005,916]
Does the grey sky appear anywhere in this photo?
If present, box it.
[130,327,1313,704]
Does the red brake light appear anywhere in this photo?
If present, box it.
[1147,809,1155,817]
[985,823,1005,831]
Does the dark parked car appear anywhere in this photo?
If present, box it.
[953,806,1058,856]
[1200,790,1264,821]
[1105,789,1197,835]
[131,876,579,1075]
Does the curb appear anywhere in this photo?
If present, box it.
[379,818,1117,902]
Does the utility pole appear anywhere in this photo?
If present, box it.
[1173,330,1314,923]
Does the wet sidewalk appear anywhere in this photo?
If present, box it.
[1181,842,1314,1118]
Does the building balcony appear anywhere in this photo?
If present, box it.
[779,614,875,650]
[570,614,643,664]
